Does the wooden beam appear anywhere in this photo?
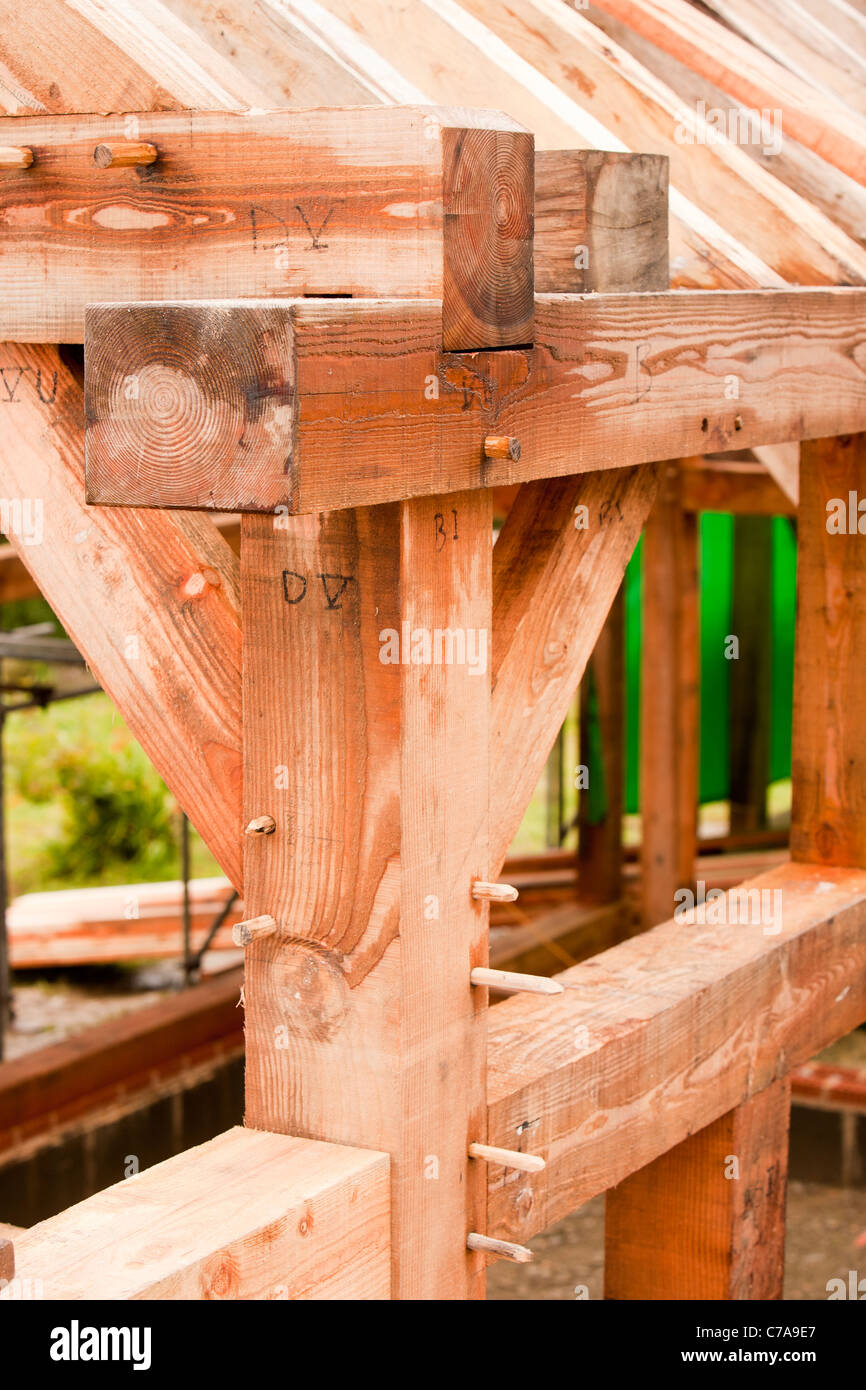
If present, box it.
[486,863,866,1244]
[490,466,660,875]
[605,1079,790,1300]
[241,493,491,1300]
[85,288,866,515]
[534,149,668,293]
[451,0,866,286]
[0,343,244,889]
[792,433,866,867]
[729,516,773,833]
[11,1127,390,1299]
[678,458,795,515]
[640,463,699,927]
[588,0,866,188]
[0,107,533,349]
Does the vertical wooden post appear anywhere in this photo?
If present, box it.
[534,150,669,907]
[640,463,700,927]
[605,1079,790,1300]
[241,492,491,1300]
[792,433,866,865]
[729,515,773,833]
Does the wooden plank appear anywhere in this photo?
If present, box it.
[678,458,794,515]
[241,492,491,1300]
[84,288,866,515]
[792,433,866,867]
[589,0,866,187]
[0,342,244,889]
[640,463,699,926]
[534,150,668,293]
[0,106,533,349]
[0,0,267,113]
[486,862,866,1244]
[9,1126,390,1300]
[584,1,866,251]
[605,1079,790,1300]
[490,466,660,876]
[701,0,866,116]
[451,0,866,286]
[578,596,625,904]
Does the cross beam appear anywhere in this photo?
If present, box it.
[85,288,866,514]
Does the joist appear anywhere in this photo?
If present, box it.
[486,863,866,1244]
[678,457,795,515]
[9,1127,390,1299]
[84,287,866,515]
[0,107,534,349]
[0,342,244,889]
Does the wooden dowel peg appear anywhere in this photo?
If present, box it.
[471,880,519,904]
[245,814,276,836]
[483,435,521,462]
[468,1142,545,1173]
[470,967,564,996]
[0,1237,14,1281]
[231,913,278,947]
[93,141,158,169]
[467,1233,533,1264]
[0,146,34,170]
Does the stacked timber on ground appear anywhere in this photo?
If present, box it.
[0,0,865,1303]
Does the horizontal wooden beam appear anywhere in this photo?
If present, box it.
[11,1126,390,1299]
[85,289,866,514]
[0,107,533,350]
[679,458,795,515]
[486,863,866,1245]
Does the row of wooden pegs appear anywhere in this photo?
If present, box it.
[235,833,558,1265]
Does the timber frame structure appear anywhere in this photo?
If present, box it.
[1,1,866,1303]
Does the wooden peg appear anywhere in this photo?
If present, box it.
[472,880,519,903]
[467,1232,533,1264]
[483,435,521,462]
[245,814,276,836]
[470,966,563,996]
[93,141,158,169]
[468,1142,545,1173]
[0,146,33,170]
[231,913,278,947]
[0,1237,14,1281]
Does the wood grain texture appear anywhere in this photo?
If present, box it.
[589,0,866,188]
[486,862,866,1244]
[679,457,795,515]
[10,1127,390,1300]
[534,150,669,294]
[453,0,866,287]
[729,516,773,833]
[605,1079,790,1300]
[792,433,866,866]
[241,493,491,1299]
[85,289,866,514]
[640,463,699,927]
[0,106,532,347]
[0,342,243,888]
[490,466,660,876]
